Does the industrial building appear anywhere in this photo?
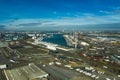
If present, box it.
[4,63,48,80]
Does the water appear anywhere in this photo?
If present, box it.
[43,34,69,47]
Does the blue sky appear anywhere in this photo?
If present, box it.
[0,0,120,30]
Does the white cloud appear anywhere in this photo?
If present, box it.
[99,10,112,14]
[2,13,120,30]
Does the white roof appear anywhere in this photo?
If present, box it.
[4,63,48,80]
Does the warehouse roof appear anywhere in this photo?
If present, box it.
[4,63,48,80]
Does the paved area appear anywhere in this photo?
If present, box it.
[39,64,92,80]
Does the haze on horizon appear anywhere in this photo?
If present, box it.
[0,0,120,31]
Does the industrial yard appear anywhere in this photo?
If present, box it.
[0,31,119,80]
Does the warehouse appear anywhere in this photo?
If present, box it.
[4,63,48,80]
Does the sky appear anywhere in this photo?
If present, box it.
[0,0,120,30]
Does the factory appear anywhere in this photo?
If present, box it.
[4,63,48,80]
